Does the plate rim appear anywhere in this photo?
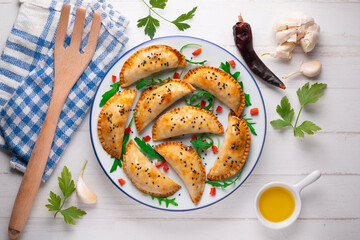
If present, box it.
[89,35,267,212]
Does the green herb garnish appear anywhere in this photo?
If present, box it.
[242,114,257,136]
[137,0,197,39]
[219,61,251,106]
[134,137,164,162]
[99,81,120,107]
[110,110,137,173]
[270,82,326,137]
[136,78,168,90]
[45,166,86,225]
[190,133,214,156]
[184,91,215,112]
[186,59,207,65]
[206,167,244,188]
[151,195,178,208]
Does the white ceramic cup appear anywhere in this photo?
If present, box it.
[254,170,321,229]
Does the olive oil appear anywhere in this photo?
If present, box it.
[259,186,295,222]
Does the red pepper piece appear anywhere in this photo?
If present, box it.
[118,178,126,186]
[155,160,166,168]
[191,135,198,141]
[229,60,236,67]
[112,75,117,82]
[210,187,216,195]
[212,145,218,154]
[192,48,202,56]
[143,135,151,142]
[216,106,223,112]
[250,108,259,115]
[173,72,180,79]
[200,100,206,107]
[163,164,169,172]
[124,127,131,134]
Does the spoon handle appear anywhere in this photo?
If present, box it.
[293,170,321,193]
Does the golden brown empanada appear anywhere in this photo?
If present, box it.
[97,89,137,159]
[135,79,196,132]
[154,142,206,204]
[182,66,245,116]
[207,112,251,180]
[123,140,181,197]
[152,106,224,141]
[120,45,187,87]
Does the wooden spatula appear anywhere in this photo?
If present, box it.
[8,4,101,239]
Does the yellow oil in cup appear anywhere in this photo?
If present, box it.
[258,186,295,222]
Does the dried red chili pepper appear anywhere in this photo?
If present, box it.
[233,15,286,90]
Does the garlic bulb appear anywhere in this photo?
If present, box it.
[77,160,97,204]
[284,60,322,79]
[300,23,320,53]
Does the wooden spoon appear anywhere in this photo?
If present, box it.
[8,4,101,239]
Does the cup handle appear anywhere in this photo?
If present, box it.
[293,170,321,193]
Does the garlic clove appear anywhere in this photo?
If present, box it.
[299,60,322,77]
[77,160,97,204]
[276,28,298,44]
[273,42,296,59]
[300,23,320,53]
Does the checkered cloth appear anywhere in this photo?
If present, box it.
[0,0,128,181]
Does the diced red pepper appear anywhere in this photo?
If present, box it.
[118,178,126,186]
[112,75,117,82]
[173,72,180,79]
[155,160,166,168]
[192,48,202,56]
[163,164,169,172]
[191,135,198,141]
[125,127,131,134]
[143,135,151,142]
[210,187,216,195]
[212,145,218,154]
[200,100,206,107]
[216,106,223,112]
[250,108,259,115]
[229,60,236,67]
[202,139,206,142]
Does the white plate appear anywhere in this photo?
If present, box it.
[90,36,266,211]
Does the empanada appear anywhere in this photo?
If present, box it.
[123,140,181,197]
[152,106,224,141]
[97,89,137,159]
[183,66,245,116]
[120,45,187,87]
[154,142,206,204]
[135,79,196,132]
[207,112,251,180]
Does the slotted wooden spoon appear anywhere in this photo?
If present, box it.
[8,4,101,239]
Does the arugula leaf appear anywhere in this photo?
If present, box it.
[136,78,167,90]
[110,156,122,173]
[60,206,87,225]
[137,15,160,39]
[184,91,215,112]
[190,134,214,156]
[99,82,120,107]
[186,59,207,65]
[151,195,178,208]
[206,167,244,188]
[149,0,167,9]
[134,137,164,162]
[271,82,326,137]
[171,7,197,31]
[58,166,76,199]
[46,166,86,225]
[242,114,257,136]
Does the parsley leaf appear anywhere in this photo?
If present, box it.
[151,195,178,208]
[242,114,257,136]
[184,91,215,112]
[46,166,86,225]
[149,0,167,9]
[134,137,165,162]
[206,167,244,188]
[136,78,167,90]
[270,82,326,137]
[171,7,197,31]
[99,82,120,107]
[137,15,160,40]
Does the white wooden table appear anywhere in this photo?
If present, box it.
[1,0,359,239]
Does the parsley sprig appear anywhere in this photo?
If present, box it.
[134,137,165,162]
[46,166,86,225]
[270,82,326,137]
[206,167,244,188]
[219,61,251,106]
[190,133,214,156]
[242,114,257,136]
[137,0,197,39]
[151,195,178,208]
[184,91,215,112]
[99,81,120,107]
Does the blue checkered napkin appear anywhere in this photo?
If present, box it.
[0,0,129,181]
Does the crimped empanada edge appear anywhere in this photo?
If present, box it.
[97,89,137,159]
[123,140,181,197]
[154,141,206,204]
[152,106,224,141]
